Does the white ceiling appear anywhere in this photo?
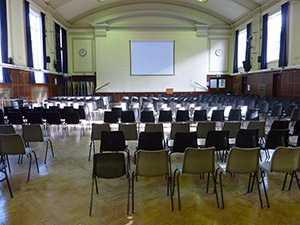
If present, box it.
[40,0,273,26]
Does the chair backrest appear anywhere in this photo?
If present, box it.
[0,111,5,124]
[271,147,300,172]
[0,125,16,134]
[196,122,216,138]
[140,111,155,123]
[93,153,126,178]
[26,111,43,124]
[100,131,126,151]
[235,129,259,148]
[22,124,44,142]
[104,111,118,124]
[259,102,269,114]
[245,109,259,121]
[121,111,136,123]
[91,123,111,141]
[228,109,242,121]
[137,132,164,150]
[0,133,26,155]
[135,150,169,177]
[158,110,173,123]
[182,147,215,174]
[65,111,80,124]
[293,120,300,135]
[119,123,138,141]
[270,120,290,130]
[222,122,241,138]
[175,110,189,122]
[46,111,62,124]
[193,110,207,122]
[145,123,164,135]
[270,104,283,117]
[211,110,224,122]
[205,130,229,151]
[291,109,300,122]
[286,104,297,117]
[170,122,190,139]
[247,121,265,138]
[226,147,261,174]
[7,111,23,124]
[111,107,123,119]
[265,129,289,149]
[172,132,198,153]
[74,107,86,120]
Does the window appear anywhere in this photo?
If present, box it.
[29,9,44,83]
[267,11,281,62]
[237,29,247,68]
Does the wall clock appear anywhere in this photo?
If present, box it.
[79,48,87,57]
[215,48,223,57]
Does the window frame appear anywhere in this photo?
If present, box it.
[237,28,247,69]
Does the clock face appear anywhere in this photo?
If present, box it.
[79,48,87,57]
[215,48,223,57]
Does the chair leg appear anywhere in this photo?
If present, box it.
[177,173,181,211]
[170,175,174,211]
[2,169,13,198]
[218,170,224,209]
[206,172,210,194]
[288,172,294,191]
[5,155,11,173]
[49,139,54,157]
[212,172,219,208]
[89,176,94,216]
[260,170,270,208]
[173,169,178,195]
[94,177,99,194]
[27,153,32,182]
[247,173,253,193]
[32,151,39,173]
[44,141,49,164]
[282,172,288,191]
[254,172,263,208]
[127,174,130,215]
[294,172,300,191]
[167,174,170,196]
[132,172,135,213]
[88,141,93,161]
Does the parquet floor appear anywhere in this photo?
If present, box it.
[0,123,300,225]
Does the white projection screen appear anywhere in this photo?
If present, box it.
[130,40,175,75]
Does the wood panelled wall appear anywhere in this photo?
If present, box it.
[0,69,64,101]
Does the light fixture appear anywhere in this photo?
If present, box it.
[197,0,208,2]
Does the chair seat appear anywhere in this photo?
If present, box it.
[217,162,227,174]
[259,161,272,174]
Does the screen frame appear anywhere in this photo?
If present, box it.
[129,40,175,76]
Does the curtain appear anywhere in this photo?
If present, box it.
[0,0,11,83]
[279,2,289,67]
[61,28,68,73]
[244,23,252,72]
[24,0,35,84]
[41,12,49,84]
[233,30,239,73]
[55,23,62,72]
[260,14,268,69]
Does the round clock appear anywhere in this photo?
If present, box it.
[215,48,223,57]
[79,48,87,57]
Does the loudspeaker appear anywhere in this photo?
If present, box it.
[243,61,251,72]
[257,56,261,63]
[46,56,51,63]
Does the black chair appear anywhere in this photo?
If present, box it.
[26,111,44,124]
[112,107,123,119]
[74,106,86,120]
[158,110,173,123]
[268,104,283,119]
[235,129,259,148]
[228,109,242,121]
[0,110,5,124]
[89,153,129,216]
[100,131,130,167]
[121,111,136,123]
[104,111,118,124]
[137,132,164,151]
[211,110,224,122]
[246,109,259,121]
[175,110,189,122]
[46,111,62,125]
[193,110,207,122]
[263,129,289,159]
[290,109,300,122]
[7,111,24,125]
[171,132,197,153]
[140,111,155,123]
[270,120,290,130]
[291,120,300,136]
[205,130,229,161]
[64,111,84,135]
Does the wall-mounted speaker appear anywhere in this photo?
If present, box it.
[46,56,51,63]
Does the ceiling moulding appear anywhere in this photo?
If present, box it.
[33,0,70,28]
[69,0,232,25]
[233,0,281,28]
[90,10,213,27]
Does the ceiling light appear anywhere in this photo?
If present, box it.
[197,0,208,2]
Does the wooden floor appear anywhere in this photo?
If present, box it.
[1,123,300,225]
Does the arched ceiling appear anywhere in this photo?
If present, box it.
[40,0,273,27]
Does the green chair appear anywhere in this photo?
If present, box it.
[222,122,241,139]
[88,123,110,161]
[217,147,268,209]
[22,124,54,164]
[145,123,165,147]
[260,147,300,192]
[167,122,190,147]
[119,123,138,141]
[196,122,216,142]
[248,121,266,144]
[0,134,39,182]
[173,147,219,210]
[132,150,173,213]
[0,125,16,134]
[89,153,129,216]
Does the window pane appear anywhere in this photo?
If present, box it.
[29,9,44,84]
[267,11,281,62]
[238,29,247,68]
